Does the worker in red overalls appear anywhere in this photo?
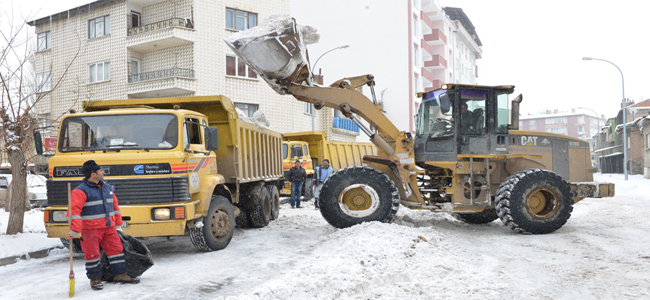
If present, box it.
[67,160,140,290]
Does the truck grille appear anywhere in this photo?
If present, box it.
[47,177,191,206]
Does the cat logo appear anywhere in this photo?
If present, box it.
[521,136,538,146]
[541,138,550,145]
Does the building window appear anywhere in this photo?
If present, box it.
[235,103,258,117]
[578,125,584,133]
[131,11,141,28]
[646,134,650,149]
[546,128,566,134]
[226,55,257,79]
[413,17,419,37]
[89,61,110,83]
[304,103,313,115]
[545,117,566,125]
[529,120,536,126]
[578,116,585,124]
[37,31,51,51]
[226,8,257,30]
[413,46,419,67]
[413,75,419,94]
[89,15,111,39]
[36,73,51,92]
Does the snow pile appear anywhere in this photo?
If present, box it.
[235,107,274,130]
[225,15,319,46]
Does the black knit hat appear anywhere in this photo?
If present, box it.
[82,160,102,176]
[323,159,329,163]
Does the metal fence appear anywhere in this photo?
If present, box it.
[129,68,194,83]
[128,17,193,36]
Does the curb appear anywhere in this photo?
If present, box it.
[0,246,63,267]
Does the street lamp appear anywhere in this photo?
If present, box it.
[310,45,350,131]
[582,57,628,180]
[578,107,601,171]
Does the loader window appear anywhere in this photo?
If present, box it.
[416,90,452,137]
[459,89,487,135]
[496,92,509,134]
[282,144,288,159]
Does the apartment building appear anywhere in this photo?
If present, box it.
[292,0,482,133]
[28,0,364,145]
[519,109,605,141]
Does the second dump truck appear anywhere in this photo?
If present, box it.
[38,95,283,251]
[281,131,377,196]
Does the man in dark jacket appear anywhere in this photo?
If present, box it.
[67,160,140,290]
[287,160,307,208]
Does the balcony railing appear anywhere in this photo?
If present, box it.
[128,17,193,36]
[333,117,360,133]
[129,68,194,83]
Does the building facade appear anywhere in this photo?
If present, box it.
[29,0,363,146]
[292,0,482,134]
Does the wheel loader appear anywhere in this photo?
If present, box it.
[225,16,614,234]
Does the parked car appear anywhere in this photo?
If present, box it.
[0,174,48,208]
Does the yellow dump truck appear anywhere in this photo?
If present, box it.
[281,131,377,196]
[37,95,283,251]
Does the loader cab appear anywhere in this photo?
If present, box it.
[414,84,514,163]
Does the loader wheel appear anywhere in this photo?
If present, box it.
[452,208,498,224]
[190,195,236,251]
[249,186,272,228]
[495,169,573,234]
[319,166,400,228]
[266,185,280,220]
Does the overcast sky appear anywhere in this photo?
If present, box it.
[9,0,650,119]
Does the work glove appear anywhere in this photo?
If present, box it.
[66,230,80,240]
[115,225,122,231]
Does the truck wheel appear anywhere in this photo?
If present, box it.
[266,185,280,220]
[235,206,250,228]
[190,195,236,251]
[452,208,498,224]
[495,169,573,234]
[319,166,400,228]
[60,238,83,253]
[249,186,271,228]
[303,179,314,201]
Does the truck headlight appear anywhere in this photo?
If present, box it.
[153,208,171,220]
[52,211,68,222]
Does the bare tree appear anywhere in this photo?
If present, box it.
[1,12,80,234]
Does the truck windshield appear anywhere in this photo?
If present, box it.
[416,90,453,137]
[58,114,178,152]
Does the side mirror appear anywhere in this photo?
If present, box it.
[204,127,219,151]
[34,130,43,155]
[439,93,451,114]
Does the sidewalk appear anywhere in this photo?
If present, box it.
[0,210,62,266]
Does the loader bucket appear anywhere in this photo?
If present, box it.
[225,16,314,94]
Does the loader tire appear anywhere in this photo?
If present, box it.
[266,185,280,220]
[495,169,573,234]
[319,166,400,228]
[235,206,250,228]
[249,186,272,228]
[452,208,498,224]
[60,238,83,253]
[190,195,236,251]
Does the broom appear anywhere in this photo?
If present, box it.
[68,182,75,298]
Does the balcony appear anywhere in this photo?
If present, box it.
[424,54,448,70]
[128,0,167,6]
[421,40,434,60]
[423,28,447,45]
[127,68,195,98]
[127,18,195,53]
[424,80,444,92]
[333,117,360,133]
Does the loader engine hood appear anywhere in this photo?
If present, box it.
[224,15,319,94]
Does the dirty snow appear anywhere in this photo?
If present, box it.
[225,15,319,45]
[235,107,274,130]
[0,173,649,299]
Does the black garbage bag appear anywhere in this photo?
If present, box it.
[101,231,154,281]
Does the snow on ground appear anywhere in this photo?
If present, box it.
[0,173,649,299]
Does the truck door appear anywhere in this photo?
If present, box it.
[184,117,209,195]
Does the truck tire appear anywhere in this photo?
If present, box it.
[190,195,236,251]
[60,238,83,253]
[249,186,272,228]
[266,185,280,220]
[319,166,400,228]
[452,208,498,224]
[303,179,314,201]
[495,169,573,234]
[235,206,250,228]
